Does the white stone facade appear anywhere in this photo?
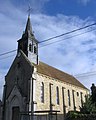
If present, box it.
[35,72,89,114]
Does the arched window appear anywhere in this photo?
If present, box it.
[77,92,79,96]
[68,90,71,106]
[80,92,83,107]
[56,86,59,105]
[29,44,32,52]
[40,82,44,103]
[34,46,37,54]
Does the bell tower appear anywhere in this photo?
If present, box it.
[17,15,39,64]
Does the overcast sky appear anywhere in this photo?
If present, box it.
[0,0,96,99]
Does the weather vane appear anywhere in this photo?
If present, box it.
[27,4,32,16]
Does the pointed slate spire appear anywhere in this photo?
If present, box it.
[25,15,33,35]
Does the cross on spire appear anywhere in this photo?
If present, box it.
[27,5,32,16]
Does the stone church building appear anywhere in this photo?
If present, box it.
[1,15,89,120]
[0,100,2,120]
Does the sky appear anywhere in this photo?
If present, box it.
[0,0,96,99]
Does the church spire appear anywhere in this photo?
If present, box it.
[25,15,33,35]
[17,14,39,64]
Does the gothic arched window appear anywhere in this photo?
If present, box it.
[68,90,71,106]
[80,92,83,107]
[29,44,32,52]
[40,82,44,103]
[34,46,37,54]
[56,86,59,105]
[77,92,79,96]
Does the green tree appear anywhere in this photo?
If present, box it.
[80,95,96,114]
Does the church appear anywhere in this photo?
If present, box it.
[1,15,89,120]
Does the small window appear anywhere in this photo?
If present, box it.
[40,82,44,103]
[68,90,71,106]
[56,86,59,105]
[29,44,32,51]
[77,92,79,96]
[34,46,37,54]
[80,92,83,106]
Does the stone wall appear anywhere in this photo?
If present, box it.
[5,52,33,100]
[3,52,33,120]
[34,73,89,120]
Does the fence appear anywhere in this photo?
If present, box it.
[19,110,60,120]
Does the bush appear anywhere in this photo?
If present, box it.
[65,111,80,120]
[65,111,96,120]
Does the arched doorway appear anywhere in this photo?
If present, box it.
[12,106,20,120]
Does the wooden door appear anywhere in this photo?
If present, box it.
[12,107,20,120]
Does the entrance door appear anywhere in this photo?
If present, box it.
[12,107,20,120]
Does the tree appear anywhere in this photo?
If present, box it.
[80,84,96,114]
[80,95,96,114]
